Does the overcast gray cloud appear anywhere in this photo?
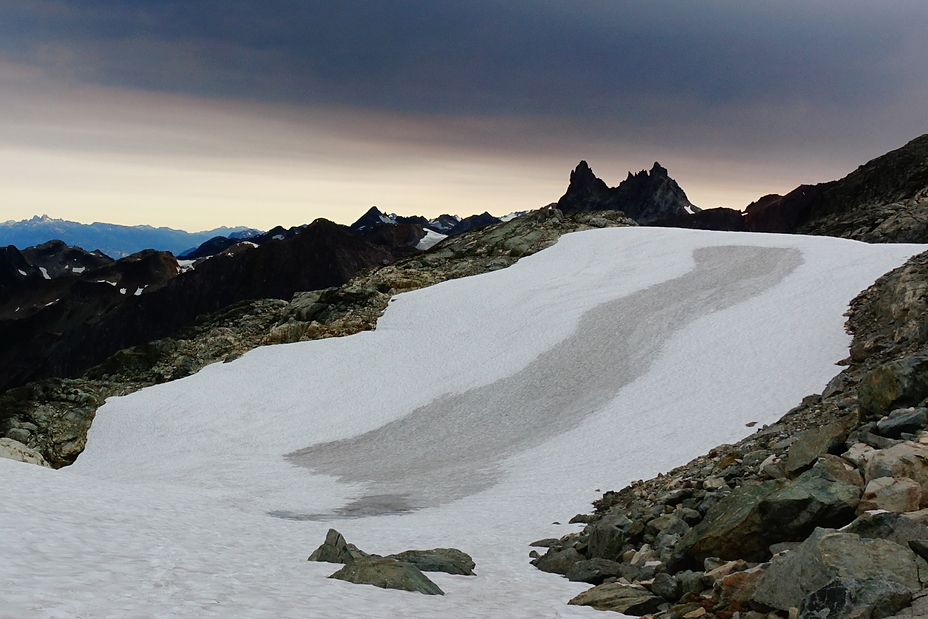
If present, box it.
[0,1,926,229]
[4,1,927,117]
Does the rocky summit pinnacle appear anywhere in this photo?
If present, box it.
[557,160,698,224]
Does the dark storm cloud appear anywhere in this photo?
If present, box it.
[3,0,927,123]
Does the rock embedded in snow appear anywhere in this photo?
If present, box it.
[386,548,475,576]
[307,529,369,564]
[567,582,663,614]
[328,556,444,595]
[0,437,51,467]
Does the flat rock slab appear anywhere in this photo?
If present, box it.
[387,548,475,575]
[328,556,444,595]
[568,582,663,615]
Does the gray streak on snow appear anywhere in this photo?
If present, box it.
[285,245,802,518]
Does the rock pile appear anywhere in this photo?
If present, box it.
[307,528,475,595]
[533,247,928,618]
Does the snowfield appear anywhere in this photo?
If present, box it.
[2,227,926,618]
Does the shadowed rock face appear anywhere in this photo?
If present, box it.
[286,244,802,518]
[557,161,698,224]
[742,134,928,242]
[0,219,401,393]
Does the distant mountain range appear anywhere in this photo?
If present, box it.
[0,215,261,258]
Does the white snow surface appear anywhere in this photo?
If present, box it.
[2,227,926,618]
[38,266,50,279]
[415,229,447,250]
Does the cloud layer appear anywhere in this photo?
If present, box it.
[1,1,927,229]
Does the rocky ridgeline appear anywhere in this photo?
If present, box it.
[532,248,928,618]
[0,208,635,468]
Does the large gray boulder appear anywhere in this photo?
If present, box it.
[844,509,928,547]
[328,556,444,595]
[675,459,861,566]
[866,442,928,504]
[752,528,921,612]
[387,548,475,575]
[798,578,913,619]
[307,529,369,564]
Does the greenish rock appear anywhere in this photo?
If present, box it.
[307,529,369,564]
[387,548,475,575]
[859,355,928,417]
[798,578,912,619]
[673,480,786,566]
[752,528,920,611]
[328,556,444,595]
[565,558,623,585]
[531,546,584,575]
[785,413,857,475]
[568,582,663,614]
[586,513,630,560]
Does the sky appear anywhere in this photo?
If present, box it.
[1,1,927,231]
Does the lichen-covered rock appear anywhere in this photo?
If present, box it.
[328,556,444,595]
[798,578,913,619]
[752,528,921,611]
[307,529,369,564]
[568,582,663,615]
[387,548,475,575]
[859,356,928,417]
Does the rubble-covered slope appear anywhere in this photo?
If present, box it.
[536,247,928,618]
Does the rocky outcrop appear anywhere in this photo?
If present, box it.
[533,245,928,618]
[445,212,502,236]
[1,207,637,467]
[557,161,698,224]
[740,134,928,242]
[650,208,748,232]
[307,529,473,596]
[328,557,445,595]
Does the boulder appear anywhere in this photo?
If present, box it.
[565,558,624,585]
[568,582,664,615]
[866,442,928,504]
[531,546,584,575]
[674,480,786,566]
[785,414,857,475]
[307,529,369,564]
[798,578,912,619]
[878,408,928,439]
[859,356,928,417]
[676,462,861,566]
[651,571,680,601]
[586,513,630,560]
[752,528,921,611]
[0,437,51,467]
[328,556,444,595]
[715,564,767,606]
[858,477,923,513]
[844,509,928,547]
[387,548,475,575]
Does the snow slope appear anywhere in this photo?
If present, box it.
[2,227,925,618]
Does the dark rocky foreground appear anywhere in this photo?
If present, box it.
[533,248,928,618]
[0,208,635,468]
